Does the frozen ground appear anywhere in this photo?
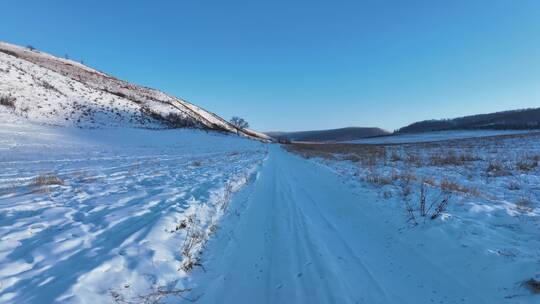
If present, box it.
[0,119,266,303]
[349,130,534,144]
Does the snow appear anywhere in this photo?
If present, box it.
[0,119,266,303]
[185,145,539,303]
[288,133,540,303]
[349,130,535,144]
[1,119,539,303]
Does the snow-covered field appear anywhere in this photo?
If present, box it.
[289,132,540,302]
[2,118,540,303]
[0,119,266,303]
[349,130,534,144]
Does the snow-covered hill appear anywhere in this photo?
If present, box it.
[0,41,270,140]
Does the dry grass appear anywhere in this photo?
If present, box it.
[31,174,64,186]
[179,215,205,273]
[286,143,386,166]
[389,150,401,162]
[485,161,510,177]
[524,278,540,294]
[516,159,538,172]
[515,196,534,213]
[440,178,479,196]
[429,151,479,166]
[363,172,393,187]
[404,152,422,167]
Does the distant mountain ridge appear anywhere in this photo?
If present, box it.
[266,127,390,142]
[0,41,269,140]
[398,108,540,134]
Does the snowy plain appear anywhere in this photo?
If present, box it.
[289,131,540,303]
[349,130,533,144]
[0,116,266,303]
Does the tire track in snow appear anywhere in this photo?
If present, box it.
[188,146,488,304]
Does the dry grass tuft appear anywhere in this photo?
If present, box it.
[32,174,64,186]
[486,161,510,176]
[524,278,540,294]
[440,178,478,196]
[404,153,422,167]
[515,196,534,213]
[516,159,538,172]
[429,151,479,166]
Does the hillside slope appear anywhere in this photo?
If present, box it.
[398,108,540,133]
[0,41,269,140]
[266,127,389,142]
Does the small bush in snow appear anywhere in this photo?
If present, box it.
[0,95,16,109]
[165,113,195,128]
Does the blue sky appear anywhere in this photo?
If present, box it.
[2,0,540,131]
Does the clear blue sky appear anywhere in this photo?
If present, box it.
[2,1,540,131]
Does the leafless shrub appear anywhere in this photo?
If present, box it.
[429,194,451,220]
[411,182,452,221]
[110,285,193,304]
[191,161,202,167]
[0,94,16,108]
[405,200,417,226]
[419,182,427,217]
[179,215,205,273]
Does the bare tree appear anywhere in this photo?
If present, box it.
[229,116,249,134]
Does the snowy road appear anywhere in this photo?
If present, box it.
[188,146,494,304]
